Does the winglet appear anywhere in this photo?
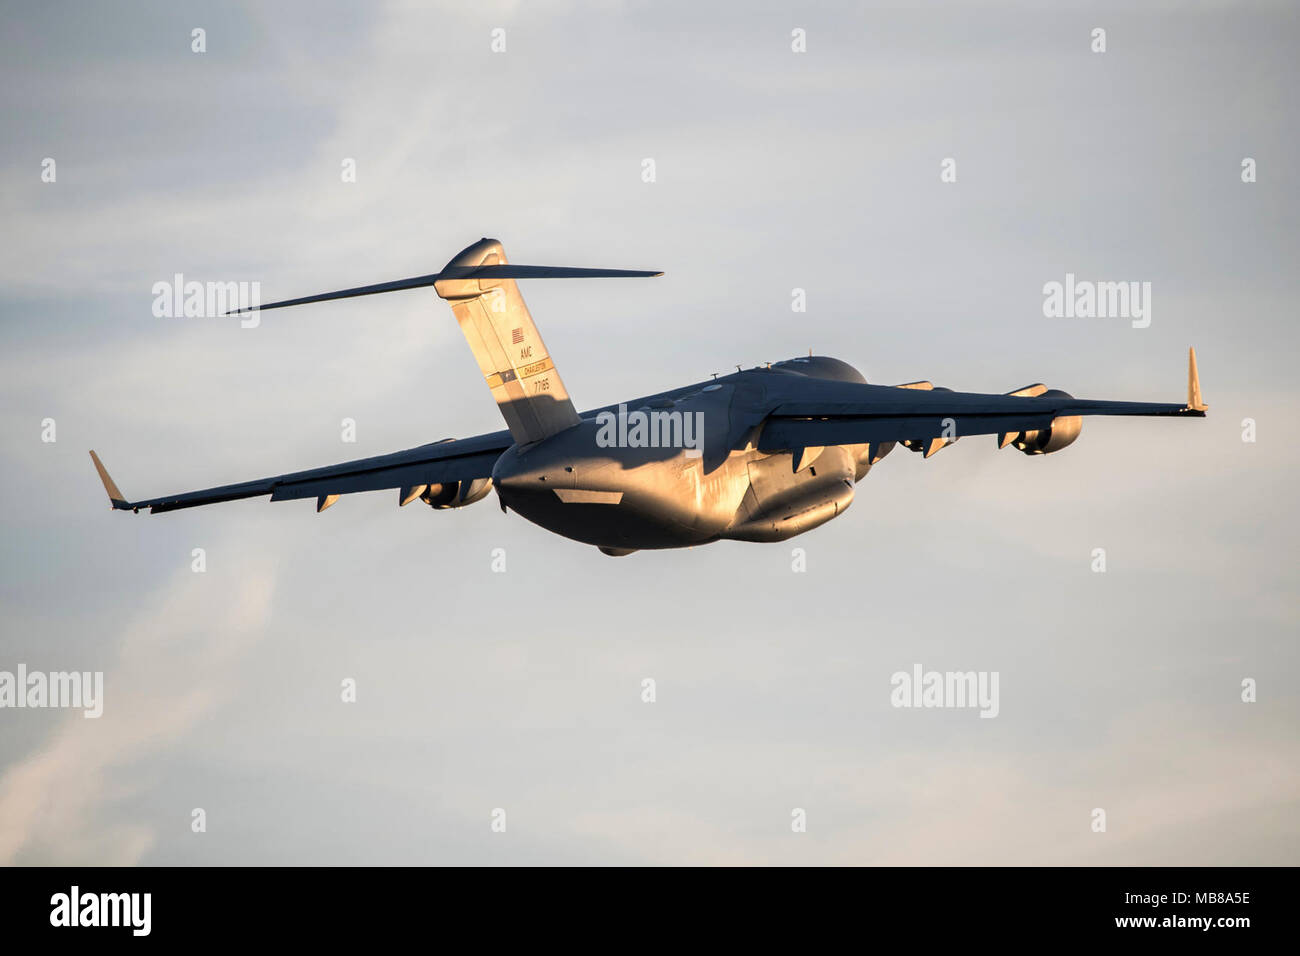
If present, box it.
[1187,347,1208,412]
[89,450,131,510]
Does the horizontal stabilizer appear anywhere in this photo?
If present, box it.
[228,259,662,315]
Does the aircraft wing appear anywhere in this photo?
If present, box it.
[758,392,1200,450]
[90,431,511,514]
[757,350,1206,451]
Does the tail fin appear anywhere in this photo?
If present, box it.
[434,238,580,444]
[224,236,661,446]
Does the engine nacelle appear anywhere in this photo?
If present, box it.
[424,478,493,509]
[1003,389,1082,456]
[1012,416,1082,455]
[399,478,493,509]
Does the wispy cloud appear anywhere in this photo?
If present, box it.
[0,562,275,865]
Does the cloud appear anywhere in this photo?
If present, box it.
[0,561,275,865]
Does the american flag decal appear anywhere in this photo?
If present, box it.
[511,327,524,344]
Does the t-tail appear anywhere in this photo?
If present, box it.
[227,238,661,444]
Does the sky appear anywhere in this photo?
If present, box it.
[0,0,1297,865]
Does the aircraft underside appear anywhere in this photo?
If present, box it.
[494,440,871,555]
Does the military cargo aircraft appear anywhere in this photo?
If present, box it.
[91,238,1207,556]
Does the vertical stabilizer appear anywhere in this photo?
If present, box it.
[435,238,581,444]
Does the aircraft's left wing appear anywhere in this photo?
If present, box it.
[758,349,1206,452]
[90,430,512,514]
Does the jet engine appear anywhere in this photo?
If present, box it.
[398,478,493,509]
[998,388,1082,455]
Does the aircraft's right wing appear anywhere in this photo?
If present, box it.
[757,349,1207,452]
[90,430,512,514]
[758,392,1199,450]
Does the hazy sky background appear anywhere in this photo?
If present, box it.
[1,0,1296,865]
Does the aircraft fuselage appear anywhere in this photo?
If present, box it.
[492,356,879,553]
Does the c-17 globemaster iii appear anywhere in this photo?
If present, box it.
[91,238,1207,556]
